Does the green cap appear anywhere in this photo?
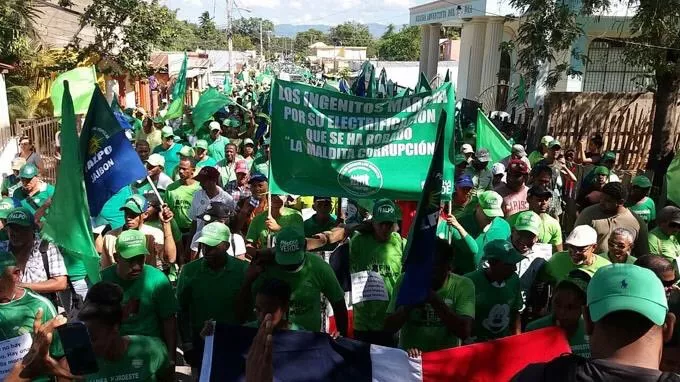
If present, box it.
[0,198,15,219]
[161,126,175,139]
[6,207,34,227]
[484,240,525,264]
[593,166,610,176]
[588,264,668,326]
[115,230,149,259]
[275,227,306,266]
[602,151,616,162]
[548,140,562,149]
[119,195,148,215]
[0,251,17,274]
[631,175,652,188]
[194,139,209,150]
[196,222,232,247]
[223,118,241,128]
[513,211,541,235]
[19,164,39,179]
[372,199,398,224]
[178,146,195,158]
[479,191,504,218]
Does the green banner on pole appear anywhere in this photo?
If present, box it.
[269,79,455,201]
[476,109,512,163]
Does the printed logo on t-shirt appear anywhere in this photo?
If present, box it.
[131,358,144,368]
[482,304,510,333]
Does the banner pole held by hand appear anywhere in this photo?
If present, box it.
[146,175,165,206]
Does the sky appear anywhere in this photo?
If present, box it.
[164,0,431,27]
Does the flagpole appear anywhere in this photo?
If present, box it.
[146,175,166,206]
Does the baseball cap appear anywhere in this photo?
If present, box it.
[541,135,555,146]
[507,159,529,175]
[484,240,525,264]
[658,206,680,225]
[528,185,552,198]
[161,126,175,139]
[602,151,616,162]
[194,139,209,151]
[565,225,597,247]
[19,164,39,179]
[178,146,195,158]
[461,144,474,154]
[120,194,148,215]
[146,154,165,168]
[512,144,527,157]
[513,211,541,235]
[491,163,506,176]
[0,198,16,219]
[243,138,255,146]
[115,230,149,259]
[193,166,220,182]
[5,207,33,227]
[11,157,26,171]
[249,173,268,183]
[275,227,307,266]
[548,140,562,149]
[456,175,474,188]
[373,199,398,224]
[201,200,236,222]
[476,149,491,162]
[479,191,504,218]
[631,175,652,189]
[588,264,668,326]
[314,196,332,202]
[209,121,221,131]
[592,166,610,176]
[197,222,232,247]
[0,251,17,274]
[235,160,249,174]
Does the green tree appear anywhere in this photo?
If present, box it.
[508,0,680,192]
[329,22,373,47]
[294,29,329,56]
[377,25,420,61]
[233,33,255,51]
[233,17,275,48]
[0,0,41,63]
[381,24,396,39]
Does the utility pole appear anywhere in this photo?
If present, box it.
[259,20,263,60]
[227,0,233,76]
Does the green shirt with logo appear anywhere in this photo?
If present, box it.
[85,335,169,382]
[508,212,562,247]
[626,197,656,225]
[540,251,611,283]
[1,175,21,198]
[387,273,475,351]
[152,143,183,177]
[101,265,178,338]
[253,254,344,332]
[13,183,55,215]
[166,181,201,231]
[648,227,680,261]
[246,208,304,248]
[349,231,405,331]
[526,314,590,357]
[464,269,522,342]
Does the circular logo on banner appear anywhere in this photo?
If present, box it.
[337,160,383,197]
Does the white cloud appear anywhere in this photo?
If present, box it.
[290,1,303,9]
[383,0,411,7]
[180,0,203,6]
[238,0,281,8]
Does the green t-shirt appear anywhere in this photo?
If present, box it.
[196,156,218,169]
[436,220,478,275]
[540,251,611,283]
[217,156,245,185]
[648,227,680,261]
[61,247,88,281]
[626,197,656,225]
[464,270,522,342]
[152,143,182,176]
[303,214,337,252]
[98,186,134,229]
[349,232,405,331]
[1,175,21,197]
[458,213,511,267]
[526,314,590,357]
[246,208,304,248]
[253,254,344,332]
[176,257,249,334]
[251,156,269,176]
[13,183,55,215]
[166,181,201,231]
[101,265,178,338]
[208,136,229,163]
[508,212,562,246]
[387,273,476,351]
[132,117,143,133]
[85,335,169,382]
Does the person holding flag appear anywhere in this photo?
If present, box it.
[456,190,511,267]
[245,194,303,257]
[134,154,173,195]
[152,126,182,176]
[11,164,54,216]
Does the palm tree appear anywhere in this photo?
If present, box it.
[0,0,42,62]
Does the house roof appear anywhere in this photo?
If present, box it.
[33,0,96,48]
[309,42,328,48]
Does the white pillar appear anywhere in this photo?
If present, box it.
[0,73,9,131]
[456,21,473,100]
[419,25,430,77]
[479,17,505,102]
[465,19,486,99]
[427,23,441,86]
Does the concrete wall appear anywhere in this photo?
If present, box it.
[370,60,459,90]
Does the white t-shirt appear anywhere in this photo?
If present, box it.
[190,230,246,257]
[188,187,235,231]
[135,173,173,191]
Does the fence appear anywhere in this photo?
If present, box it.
[14,117,60,183]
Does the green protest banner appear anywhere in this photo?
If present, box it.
[269,79,455,201]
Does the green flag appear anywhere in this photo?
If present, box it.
[444,69,451,83]
[42,81,101,283]
[164,53,188,121]
[366,64,377,98]
[51,66,97,117]
[667,152,680,207]
[476,109,512,163]
[415,72,431,93]
[323,80,340,92]
[192,87,232,133]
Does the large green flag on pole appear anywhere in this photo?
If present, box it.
[163,53,188,121]
[476,109,512,163]
[192,87,233,133]
[666,151,680,207]
[42,81,101,283]
[415,72,431,93]
[51,66,97,117]
[223,73,232,95]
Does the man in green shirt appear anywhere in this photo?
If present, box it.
[465,240,524,342]
[246,195,303,255]
[528,135,553,167]
[540,225,611,284]
[217,143,244,185]
[11,164,54,216]
[458,190,512,267]
[625,175,656,226]
[167,157,201,234]
[177,222,249,369]
[509,185,563,252]
[239,227,348,334]
[349,199,405,346]
[100,230,178,367]
[208,121,230,163]
[0,198,16,241]
[152,126,182,176]
[1,157,25,198]
[194,139,218,169]
[303,196,337,251]
[251,138,270,176]
[385,238,475,355]
[648,206,680,261]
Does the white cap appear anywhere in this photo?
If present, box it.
[492,163,506,176]
[512,144,527,157]
[565,225,598,247]
[461,144,474,154]
[541,135,555,146]
[209,121,221,131]
[146,153,165,168]
[135,107,146,115]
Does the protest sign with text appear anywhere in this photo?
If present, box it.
[269,80,455,200]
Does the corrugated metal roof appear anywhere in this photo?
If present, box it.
[33,0,95,48]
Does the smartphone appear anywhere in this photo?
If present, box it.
[57,322,99,375]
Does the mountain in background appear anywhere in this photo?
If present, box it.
[274,23,388,39]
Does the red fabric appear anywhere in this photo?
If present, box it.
[328,309,354,338]
[397,200,418,238]
[421,327,571,382]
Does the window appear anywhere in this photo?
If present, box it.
[583,39,651,92]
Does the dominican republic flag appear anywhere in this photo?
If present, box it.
[199,325,571,382]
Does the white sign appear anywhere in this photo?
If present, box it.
[0,334,32,379]
[351,271,389,304]
[531,243,554,261]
